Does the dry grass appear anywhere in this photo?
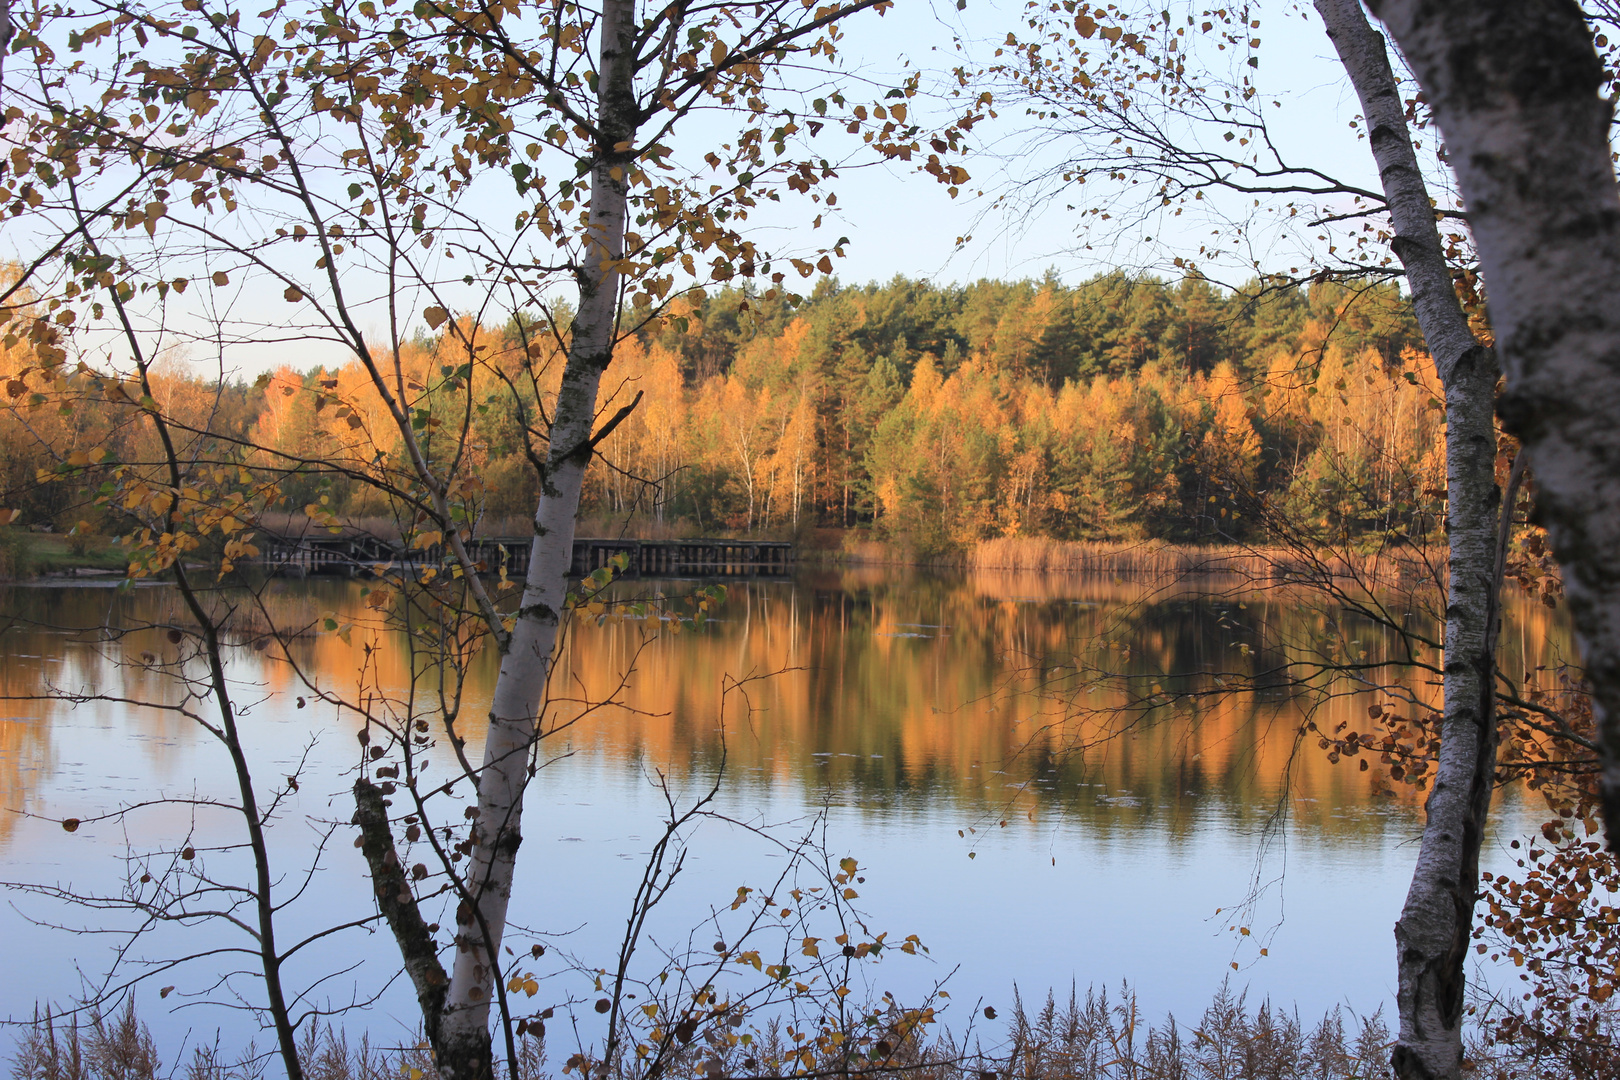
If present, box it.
[807,535,1436,588]
[11,1004,159,1080]
[825,535,962,568]
[967,537,1436,588]
[838,538,909,565]
[13,983,1554,1080]
[977,983,1397,1080]
[568,513,707,541]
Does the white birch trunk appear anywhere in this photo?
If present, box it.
[434,1,639,1073]
[1365,0,1620,857]
[1316,4,1501,1077]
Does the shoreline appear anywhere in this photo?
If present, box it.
[1,524,1444,589]
[808,534,1438,588]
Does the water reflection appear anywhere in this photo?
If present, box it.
[0,569,1575,1038]
[0,572,1578,844]
[543,569,1568,840]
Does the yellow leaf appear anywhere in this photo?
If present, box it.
[284,286,304,302]
[424,305,449,330]
[212,271,230,286]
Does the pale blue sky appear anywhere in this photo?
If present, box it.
[818,0,1390,288]
[5,1,1403,378]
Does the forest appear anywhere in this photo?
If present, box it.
[0,273,1440,555]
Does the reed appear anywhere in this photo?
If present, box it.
[837,538,908,565]
[568,512,708,542]
[824,534,967,569]
[13,982,1549,1080]
[967,536,1437,588]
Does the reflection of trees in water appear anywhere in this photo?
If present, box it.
[0,704,51,847]
[0,581,361,839]
[549,572,1574,840]
[0,585,145,845]
[0,574,1574,851]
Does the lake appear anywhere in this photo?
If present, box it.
[0,567,1573,1060]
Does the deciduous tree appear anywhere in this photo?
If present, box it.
[1,0,942,1074]
[1360,0,1620,863]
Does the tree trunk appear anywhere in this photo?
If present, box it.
[1365,0,1620,859]
[428,3,640,1077]
[1315,4,1502,1077]
[0,0,12,92]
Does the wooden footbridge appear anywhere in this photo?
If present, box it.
[256,529,794,579]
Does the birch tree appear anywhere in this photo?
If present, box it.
[1360,0,1620,854]
[318,2,922,1073]
[1311,8,1501,1077]
[1,0,944,1074]
[959,6,1525,1077]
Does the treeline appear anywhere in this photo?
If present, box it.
[594,273,1441,550]
[0,273,1443,552]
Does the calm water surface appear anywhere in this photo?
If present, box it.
[0,568,1576,1055]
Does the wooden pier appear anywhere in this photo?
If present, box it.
[256,530,793,579]
[568,538,794,577]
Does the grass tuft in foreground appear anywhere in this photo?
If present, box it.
[20,980,1596,1080]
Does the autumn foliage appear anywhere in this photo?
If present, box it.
[0,274,1448,561]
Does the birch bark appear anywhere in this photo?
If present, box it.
[1361,2,1620,853]
[432,2,640,1075]
[0,0,12,92]
[1314,4,1501,1077]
